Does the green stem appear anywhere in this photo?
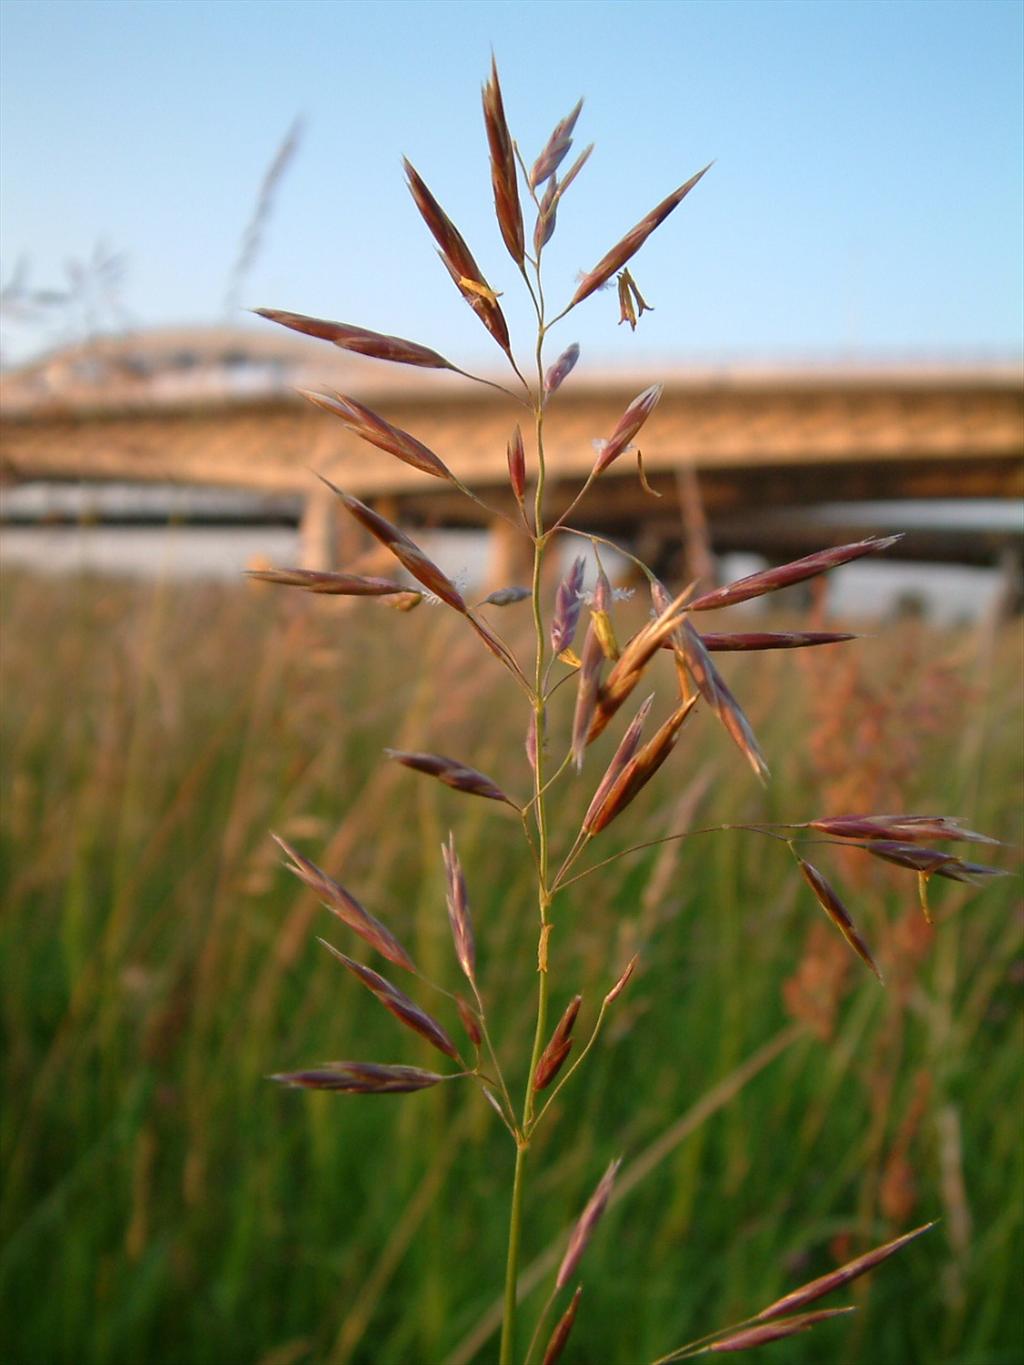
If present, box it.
[499,287,554,1365]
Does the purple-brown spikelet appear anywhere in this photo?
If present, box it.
[797,858,882,982]
[545,343,580,395]
[688,535,903,612]
[482,58,525,265]
[756,1222,935,1322]
[585,695,698,834]
[541,1286,583,1365]
[592,383,663,474]
[507,424,527,503]
[810,814,998,845]
[534,178,559,254]
[299,390,454,482]
[442,833,476,984]
[318,477,467,612]
[604,955,638,1006]
[556,1158,621,1289]
[571,564,612,769]
[385,749,517,808]
[245,567,409,596]
[404,158,513,357]
[531,98,583,187]
[671,612,770,782]
[586,583,694,742]
[481,586,531,607]
[697,630,858,652]
[272,1062,444,1094]
[533,994,582,1091]
[272,834,415,972]
[582,694,655,830]
[254,308,455,369]
[551,557,587,656]
[710,1308,857,1352]
[455,994,482,1048]
[862,842,1004,882]
[570,163,711,307]
[319,940,460,1061]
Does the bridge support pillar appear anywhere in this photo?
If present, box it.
[299,484,339,571]
[485,515,533,592]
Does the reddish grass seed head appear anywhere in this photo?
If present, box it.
[533,994,582,1091]
[245,567,409,596]
[810,814,998,844]
[556,1158,622,1289]
[570,163,711,308]
[689,535,903,612]
[756,1222,936,1322]
[385,749,517,807]
[442,833,476,984]
[551,556,587,656]
[541,1286,583,1365]
[318,477,468,612]
[271,834,416,973]
[797,858,883,982]
[319,940,460,1061]
[482,57,525,265]
[530,97,584,187]
[255,307,454,369]
[507,424,527,502]
[271,1062,444,1094]
[544,343,580,395]
[711,1308,857,1352]
[593,383,663,474]
[299,390,454,482]
[403,157,513,356]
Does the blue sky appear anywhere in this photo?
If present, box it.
[2,0,1021,368]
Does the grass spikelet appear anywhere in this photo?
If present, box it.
[756,1222,936,1321]
[254,307,454,368]
[592,383,663,474]
[298,390,454,481]
[530,98,583,187]
[403,157,513,357]
[584,695,698,834]
[271,1062,445,1094]
[541,1286,583,1365]
[708,1307,857,1353]
[507,424,527,505]
[533,994,582,1091]
[571,564,612,769]
[689,535,903,612]
[582,694,655,830]
[318,940,460,1061]
[317,476,467,611]
[271,834,415,972]
[569,163,711,307]
[244,567,408,596]
[697,630,858,652]
[442,833,476,984]
[797,858,883,982]
[556,1159,621,1289]
[810,814,999,844]
[385,749,518,808]
[544,343,580,396]
[483,57,525,265]
[603,955,638,1006]
[550,557,586,656]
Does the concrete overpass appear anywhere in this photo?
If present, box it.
[1,327,1020,578]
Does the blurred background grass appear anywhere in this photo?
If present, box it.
[1,568,1020,1365]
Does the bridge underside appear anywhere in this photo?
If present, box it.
[2,370,1021,573]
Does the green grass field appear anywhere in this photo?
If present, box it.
[2,568,1021,1365]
